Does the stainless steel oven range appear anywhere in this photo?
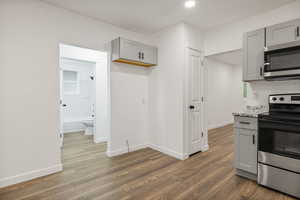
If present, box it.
[258,93,300,198]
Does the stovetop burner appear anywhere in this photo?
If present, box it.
[259,93,300,122]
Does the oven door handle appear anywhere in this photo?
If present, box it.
[260,119,300,127]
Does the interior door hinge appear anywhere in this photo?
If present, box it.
[201,56,205,66]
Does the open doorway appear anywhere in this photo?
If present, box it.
[59,44,109,163]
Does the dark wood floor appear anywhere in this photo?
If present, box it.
[0,126,296,200]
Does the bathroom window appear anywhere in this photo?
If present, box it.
[63,70,80,95]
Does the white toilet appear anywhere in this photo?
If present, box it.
[82,119,94,135]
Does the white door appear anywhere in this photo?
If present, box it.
[187,49,204,155]
[59,68,64,147]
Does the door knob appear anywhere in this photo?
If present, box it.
[189,105,195,109]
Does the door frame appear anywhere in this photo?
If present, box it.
[183,47,208,158]
[59,67,64,147]
[58,42,111,162]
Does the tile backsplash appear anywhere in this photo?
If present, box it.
[245,79,300,109]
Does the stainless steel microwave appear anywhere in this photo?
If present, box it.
[264,45,300,80]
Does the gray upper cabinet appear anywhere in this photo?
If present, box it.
[140,44,156,65]
[111,37,158,67]
[243,28,265,82]
[266,19,300,49]
[119,38,141,62]
[235,128,257,175]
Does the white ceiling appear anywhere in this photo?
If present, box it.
[41,0,294,33]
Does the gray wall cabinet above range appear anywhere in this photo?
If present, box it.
[243,18,300,82]
[243,28,265,82]
[234,116,258,180]
[266,19,300,50]
[111,37,158,67]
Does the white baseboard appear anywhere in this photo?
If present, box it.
[63,128,85,134]
[106,144,148,157]
[94,137,107,143]
[0,140,206,188]
[0,164,63,189]
[202,144,209,152]
[182,153,189,160]
[107,143,187,161]
[208,120,233,130]
[148,144,186,160]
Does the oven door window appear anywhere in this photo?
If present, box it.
[265,46,300,72]
[259,125,300,160]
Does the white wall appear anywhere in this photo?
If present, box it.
[148,24,186,159]
[183,23,204,51]
[215,62,300,114]
[109,63,149,155]
[95,53,109,143]
[204,1,300,55]
[231,66,244,113]
[148,23,207,159]
[0,0,150,187]
[60,44,103,63]
[205,59,244,129]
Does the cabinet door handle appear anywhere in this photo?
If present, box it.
[252,135,255,145]
[239,121,250,125]
[297,27,300,37]
[138,52,141,60]
[141,52,144,60]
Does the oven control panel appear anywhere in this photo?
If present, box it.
[270,94,300,104]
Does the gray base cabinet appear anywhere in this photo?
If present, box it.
[234,116,258,178]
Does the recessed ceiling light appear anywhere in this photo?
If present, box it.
[185,0,196,8]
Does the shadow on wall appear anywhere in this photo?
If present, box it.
[111,62,152,76]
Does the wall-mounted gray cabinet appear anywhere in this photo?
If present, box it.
[111,37,158,67]
[234,116,258,179]
[243,28,265,82]
[266,19,300,49]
